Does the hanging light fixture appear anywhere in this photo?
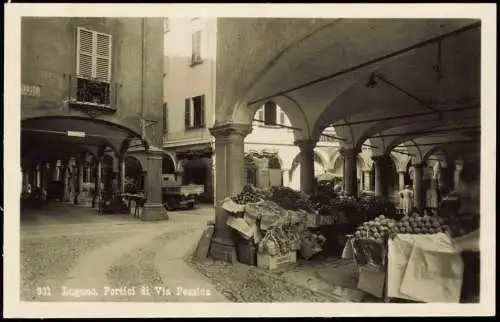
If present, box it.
[433,40,446,109]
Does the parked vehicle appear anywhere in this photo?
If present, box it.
[162,182,204,211]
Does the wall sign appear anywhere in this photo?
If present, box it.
[21,84,41,98]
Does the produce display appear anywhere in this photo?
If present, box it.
[394,211,447,235]
[269,186,319,213]
[231,184,264,205]
[258,224,306,256]
[353,215,398,241]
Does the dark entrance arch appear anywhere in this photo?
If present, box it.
[162,154,176,174]
[124,156,144,193]
[268,155,283,187]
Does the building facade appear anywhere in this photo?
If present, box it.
[162,17,404,200]
[21,17,167,219]
[162,17,217,202]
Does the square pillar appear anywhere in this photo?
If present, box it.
[398,171,406,191]
[363,170,372,191]
[340,148,358,196]
[74,158,83,205]
[143,148,169,221]
[412,164,424,211]
[372,155,387,197]
[454,159,464,190]
[118,155,126,195]
[255,157,270,189]
[295,139,316,195]
[92,153,103,208]
[209,123,252,263]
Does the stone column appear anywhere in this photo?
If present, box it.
[142,147,168,221]
[209,123,252,263]
[398,171,406,191]
[372,155,386,197]
[412,163,424,211]
[295,139,316,195]
[119,155,126,194]
[255,157,270,189]
[454,159,464,190]
[92,154,103,208]
[36,165,41,188]
[363,170,372,191]
[74,158,83,205]
[340,148,358,196]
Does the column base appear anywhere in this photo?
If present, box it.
[209,237,237,263]
[141,203,169,221]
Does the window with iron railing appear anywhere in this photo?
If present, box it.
[70,27,116,110]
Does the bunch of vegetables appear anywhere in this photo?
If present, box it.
[231,185,263,205]
[258,226,291,256]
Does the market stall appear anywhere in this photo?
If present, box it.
[341,206,480,303]
[219,184,400,270]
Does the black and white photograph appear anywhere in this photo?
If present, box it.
[3,3,496,318]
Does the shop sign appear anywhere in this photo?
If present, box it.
[21,84,41,98]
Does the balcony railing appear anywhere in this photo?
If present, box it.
[68,74,118,113]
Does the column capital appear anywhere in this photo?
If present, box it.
[294,139,317,150]
[209,122,252,139]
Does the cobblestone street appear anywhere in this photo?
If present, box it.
[21,202,364,303]
[20,202,227,302]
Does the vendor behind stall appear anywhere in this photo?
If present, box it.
[444,164,480,302]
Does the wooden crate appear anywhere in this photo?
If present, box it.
[257,251,297,271]
[236,239,258,266]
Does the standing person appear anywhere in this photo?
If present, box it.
[400,185,414,216]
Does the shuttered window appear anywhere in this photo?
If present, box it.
[258,109,264,122]
[280,111,285,125]
[185,98,191,129]
[264,101,277,125]
[191,30,202,65]
[77,27,112,82]
[185,95,206,129]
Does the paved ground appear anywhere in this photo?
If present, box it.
[20,201,366,303]
[20,201,228,302]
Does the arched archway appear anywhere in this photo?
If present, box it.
[289,152,325,191]
[268,154,283,187]
[124,155,144,193]
[162,154,176,174]
[244,154,258,187]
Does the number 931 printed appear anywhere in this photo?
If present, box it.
[36,286,52,297]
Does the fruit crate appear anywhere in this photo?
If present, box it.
[257,251,297,271]
[236,238,258,266]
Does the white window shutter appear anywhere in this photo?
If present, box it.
[77,27,94,78]
[76,27,112,82]
[96,32,112,82]
[190,98,195,127]
[195,31,201,61]
[258,109,264,121]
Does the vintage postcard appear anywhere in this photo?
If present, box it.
[3,3,496,318]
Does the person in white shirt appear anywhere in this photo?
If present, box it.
[399,185,414,216]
